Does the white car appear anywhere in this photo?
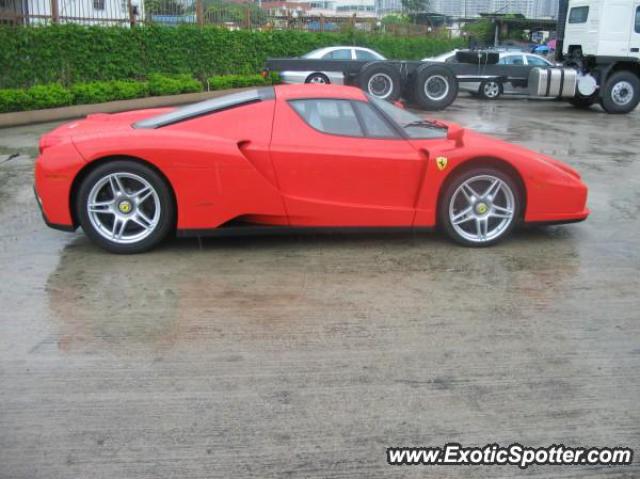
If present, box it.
[422,50,555,99]
[279,46,386,85]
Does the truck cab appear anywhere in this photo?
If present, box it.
[555,0,640,112]
[563,0,640,58]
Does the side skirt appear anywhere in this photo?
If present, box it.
[524,217,588,227]
[177,225,435,238]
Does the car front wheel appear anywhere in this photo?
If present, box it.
[479,80,502,100]
[77,160,174,254]
[440,168,521,246]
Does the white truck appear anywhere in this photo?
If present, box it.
[530,0,640,113]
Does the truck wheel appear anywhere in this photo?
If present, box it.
[569,96,596,109]
[358,64,401,101]
[600,71,640,114]
[479,80,502,100]
[413,65,458,111]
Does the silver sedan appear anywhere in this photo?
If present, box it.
[279,46,386,85]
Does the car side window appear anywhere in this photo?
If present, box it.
[526,55,549,66]
[568,6,589,23]
[499,55,524,65]
[636,6,640,33]
[355,49,379,61]
[290,99,363,137]
[324,49,351,60]
[352,101,398,138]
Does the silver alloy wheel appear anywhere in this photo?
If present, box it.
[87,172,161,245]
[449,175,515,243]
[483,81,500,98]
[424,74,450,101]
[611,80,634,106]
[367,73,393,99]
[308,74,329,84]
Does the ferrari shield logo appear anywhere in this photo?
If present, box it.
[436,156,448,171]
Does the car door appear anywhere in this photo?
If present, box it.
[498,54,527,94]
[269,98,425,226]
[321,48,351,83]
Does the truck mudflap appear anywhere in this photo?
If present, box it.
[528,67,577,98]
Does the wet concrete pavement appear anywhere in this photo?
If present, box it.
[0,97,639,478]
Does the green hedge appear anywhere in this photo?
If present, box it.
[0,24,464,89]
[0,74,279,113]
[71,80,149,105]
[207,73,273,90]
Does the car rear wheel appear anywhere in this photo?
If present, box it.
[77,160,174,254]
[305,73,330,84]
[479,80,502,100]
[439,168,521,247]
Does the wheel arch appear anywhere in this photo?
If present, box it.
[69,155,178,229]
[606,62,640,81]
[436,156,528,226]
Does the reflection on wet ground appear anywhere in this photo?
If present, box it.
[1,98,639,478]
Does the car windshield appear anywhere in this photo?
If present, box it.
[367,95,447,139]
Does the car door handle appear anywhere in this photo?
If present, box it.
[631,48,639,53]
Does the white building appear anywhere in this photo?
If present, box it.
[293,0,377,17]
[0,0,143,24]
[429,0,558,19]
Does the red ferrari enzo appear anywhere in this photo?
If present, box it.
[34,84,589,253]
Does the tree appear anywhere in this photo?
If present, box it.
[145,0,186,16]
[381,13,410,26]
[401,0,429,23]
[462,18,494,46]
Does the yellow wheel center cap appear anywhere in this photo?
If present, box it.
[476,203,488,215]
[118,200,132,214]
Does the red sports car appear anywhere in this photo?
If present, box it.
[34,84,589,253]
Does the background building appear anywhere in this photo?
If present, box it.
[429,0,559,19]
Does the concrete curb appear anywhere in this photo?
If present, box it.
[0,89,244,128]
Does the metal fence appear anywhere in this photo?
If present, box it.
[0,0,429,33]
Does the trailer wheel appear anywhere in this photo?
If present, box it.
[600,71,640,114]
[358,64,401,101]
[413,65,458,111]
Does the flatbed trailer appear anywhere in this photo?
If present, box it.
[265,56,537,110]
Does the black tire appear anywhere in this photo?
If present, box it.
[599,71,640,114]
[412,64,458,111]
[357,63,402,101]
[569,96,597,109]
[76,160,175,254]
[305,72,330,84]
[439,167,521,247]
[479,80,502,100]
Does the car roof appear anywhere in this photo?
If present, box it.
[274,84,367,101]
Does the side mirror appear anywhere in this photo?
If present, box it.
[447,123,465,146]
